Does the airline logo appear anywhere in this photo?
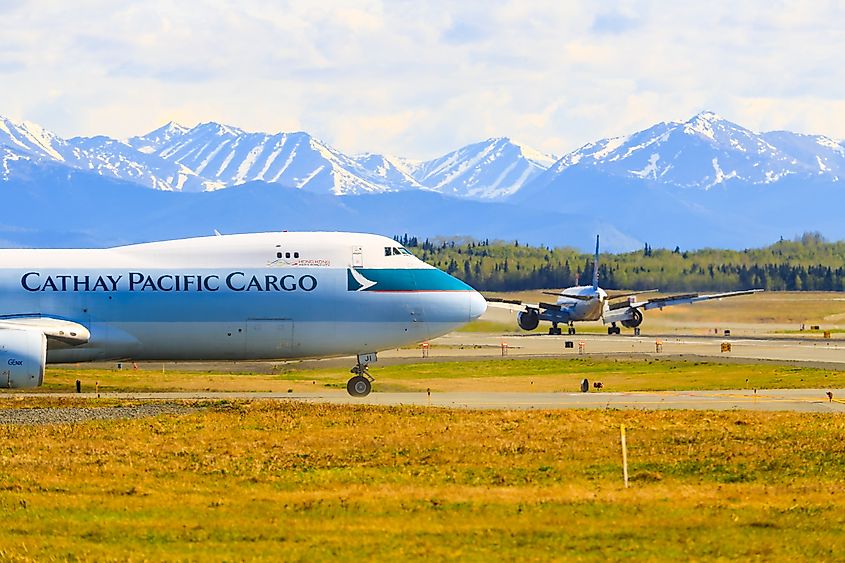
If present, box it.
[347,269,377,291]
[347,268,473,292]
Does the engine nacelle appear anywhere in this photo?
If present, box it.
[621,308,644,329]
[518,309,540,331]
[0,329,47,388]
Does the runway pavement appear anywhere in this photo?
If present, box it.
[51,326,845,374]
[10,388,845,412]
[382,330,845,368]
[29,323,845,414]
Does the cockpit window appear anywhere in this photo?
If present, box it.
[385,246,413,256]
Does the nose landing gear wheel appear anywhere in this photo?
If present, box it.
[347,375,372,397]
[347,361,374,397]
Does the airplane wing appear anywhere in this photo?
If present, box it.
[0,315,90,346]
[485,297,578,320]
[541,291,594,301]
[606,289,659,300]
[631,289,764,311]
[484,297,532,312]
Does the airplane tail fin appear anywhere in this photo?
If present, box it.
[592,235,600,290]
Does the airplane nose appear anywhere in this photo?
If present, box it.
[468,290,488,320]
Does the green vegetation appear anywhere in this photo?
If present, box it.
[1,401,844,560]
[396,232,845,292]
[39,358,845,394]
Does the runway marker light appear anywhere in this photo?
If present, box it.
[421,342,430,358]
[621,424,629,489]
[501,342,509,356]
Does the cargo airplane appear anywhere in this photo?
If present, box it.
[487,236,762,335]
[0,232,487,396]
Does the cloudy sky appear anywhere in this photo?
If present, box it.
[1,1,843,158]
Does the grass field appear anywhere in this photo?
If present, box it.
[484,290,845,327]
[1,400,844,560]
[37,357,845,394]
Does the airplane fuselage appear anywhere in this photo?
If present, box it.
[555,286,608,322]
[0,232,487,363]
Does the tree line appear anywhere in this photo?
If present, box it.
[394,232,845,292]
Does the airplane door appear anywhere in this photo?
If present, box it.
[401,270,428,339]
[352,246,363,268]
[246,319,294,359]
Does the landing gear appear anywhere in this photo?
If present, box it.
[347,374,372,397]
[549,323,562,335]
[347,359,374,397]
[567,322,576,335]
[607,323,621,335]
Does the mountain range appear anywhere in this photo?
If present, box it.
[2,111,844,252]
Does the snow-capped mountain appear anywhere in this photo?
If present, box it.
[2,114,555,198]
[0,116,209,191]
[6,109,845,252]
[532,111,845,192]
[129,121,190,154]
[129,123,406,195]
[411,137,556,199]
[0,116,66,162]
[62,135,210,192]
[353,153,425,191]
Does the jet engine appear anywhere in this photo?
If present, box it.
[517,309,540,331]
[0,329,47,388]
[621,308,644,329]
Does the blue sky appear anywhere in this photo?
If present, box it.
[1,1,843,158]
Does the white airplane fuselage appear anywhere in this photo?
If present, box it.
[555,286,608,321]
[0,232,487,363]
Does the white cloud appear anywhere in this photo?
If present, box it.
[0,1,843,158]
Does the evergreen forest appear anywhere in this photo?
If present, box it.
[394,233,845,292]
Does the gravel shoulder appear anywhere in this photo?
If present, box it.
[0,403,199,425]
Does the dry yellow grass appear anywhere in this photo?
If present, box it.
[1,400,844,560]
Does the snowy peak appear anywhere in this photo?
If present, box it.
[134,123,400,195]
[4,111,844,200]
[354,153,424,191]
[412,137,556,199]
[0,115,66,161]
[1,115,555,198]
[129,121,189,154]
[682,110,723,140]
[545,111,844,189]
[0,115,207,191]
[64,134,207,192]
